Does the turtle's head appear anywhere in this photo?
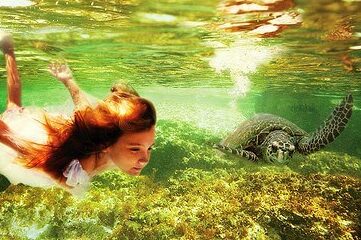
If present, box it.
[262,130,295,164]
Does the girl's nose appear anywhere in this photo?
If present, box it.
[138,151,150,164]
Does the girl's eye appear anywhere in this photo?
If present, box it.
[129,148,140,152]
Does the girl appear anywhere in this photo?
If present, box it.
[0,31,156,195]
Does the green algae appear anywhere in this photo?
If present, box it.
[1,120,360,239]
[1,170,360,239]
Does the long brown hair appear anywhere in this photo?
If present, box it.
[19,89,156,180]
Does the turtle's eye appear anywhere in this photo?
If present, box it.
[271,141,279,152]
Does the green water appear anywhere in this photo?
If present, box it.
[0,0,360,239]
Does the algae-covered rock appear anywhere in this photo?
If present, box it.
[1,168,360,239]
[0,120,360,239]
[143,120,238,181]
[289,151,361,178]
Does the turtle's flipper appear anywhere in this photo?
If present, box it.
[213,144,259,162]
[298,94,353,154]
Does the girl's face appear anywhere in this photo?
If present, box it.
[107,126,156,175]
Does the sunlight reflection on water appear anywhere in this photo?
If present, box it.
[0,0,33,7]
[208,37,283,97]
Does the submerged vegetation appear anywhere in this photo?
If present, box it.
[1,120,360,239]
[0,0,360,239]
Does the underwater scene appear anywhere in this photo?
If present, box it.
[0,0,360,239]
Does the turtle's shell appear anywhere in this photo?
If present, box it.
[221,114,307,149]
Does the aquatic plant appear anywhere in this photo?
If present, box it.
[0,121,360,239]
[1,168,360,239]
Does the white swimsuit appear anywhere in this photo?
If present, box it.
[0,108,90,196]
[0,108,55,187]
[63,159,90,196]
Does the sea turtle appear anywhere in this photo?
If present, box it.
[214,94,353,163]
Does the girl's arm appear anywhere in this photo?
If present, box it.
[48,63,91,109]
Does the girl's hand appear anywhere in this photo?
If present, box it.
[48,62,73,83]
